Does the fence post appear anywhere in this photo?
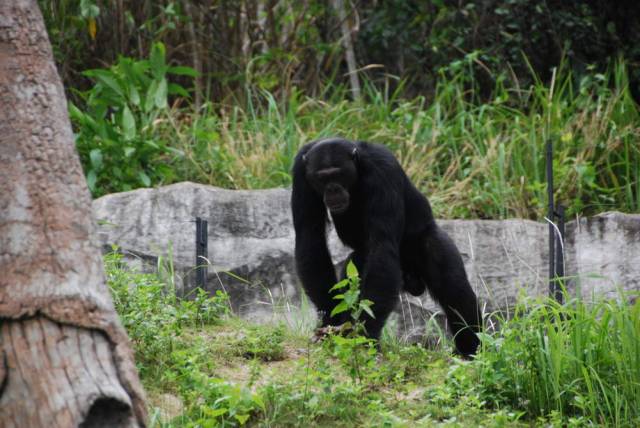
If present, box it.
[554,204,565,303]
[195,217,208,288]
[546,140,557,300]
[546,140,566,304]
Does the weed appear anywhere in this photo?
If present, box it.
[106,253,639,427]
[105,250,228,384]
[476,290,640,426]
[236,325,286,362]
[70,42,196,196]
[76,58,639,219]
[322,262,379,384]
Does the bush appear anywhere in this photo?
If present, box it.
[477,291,640,426]
[70,42,196,196]
[105,250,229,380]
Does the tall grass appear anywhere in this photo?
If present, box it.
[163,59,639,219]
[106,251,639,426]
[477,291,640,427]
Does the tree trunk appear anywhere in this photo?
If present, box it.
[0,1,147,427]
[333,0,361,100]
[183,0,203,109]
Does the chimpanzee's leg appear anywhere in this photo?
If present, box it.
[418,225,482,356]
[358,245,403,340]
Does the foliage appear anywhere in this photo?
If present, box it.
[105,249,229,380]
[45,3,639,219]
[40,0,640,104]
[106,255,639,427]
[476,291,640,426]
[178,374,264,428]
[39,0,340,103]
[329,261,374,324]
[69,42,196,196]
[169,61,638,219]
[325,262,377,383]
[38,0,101,89]
[235,325,286,362]
[74,56,639,218]
[357,0,640,101]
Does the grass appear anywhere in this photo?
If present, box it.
[108,58,640,220]
[106,252,640,427]
[70,52,640,219]
[478,290,640,427]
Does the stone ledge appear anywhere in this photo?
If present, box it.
[93,182,640,338]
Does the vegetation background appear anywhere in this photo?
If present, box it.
[40,0,639,219]
[37,2,640,426]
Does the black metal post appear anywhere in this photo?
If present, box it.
[546,140,556,299]
[195,217,208,288]
[554,204,565,303]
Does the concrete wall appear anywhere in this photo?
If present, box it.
[93,182,640,338]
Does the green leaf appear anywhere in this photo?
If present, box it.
[68,103,84,123]
[330,301,349,317]
[168,83,190,98]
[128,84,140,106]
[121,105,136,141]
[144,79,158,112]
[144,140,160,149]
[80,0,100,18]
[235,414,250,425]
[121,58,145,87]
[168,66,199,77]
[346,260,359,278]
[124,146,135,158]
[345,295,358,308]
[97,74,124,97]
[84,69,124,97]
[203,407,227,417]
[89,149,103,170]
[252,394,265,410]
[138,171,151,187]
[86,170,97,191]
[330,279,349,292]
[360,301,376,319]
[155,78,168,108]
[149,42,166,79]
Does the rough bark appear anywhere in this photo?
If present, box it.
[183,0,203,108]
[333,0,361,99]
[0,1,146,426]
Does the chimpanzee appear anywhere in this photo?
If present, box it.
[291,137,482,356]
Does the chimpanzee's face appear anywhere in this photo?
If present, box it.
[303,140,358,214]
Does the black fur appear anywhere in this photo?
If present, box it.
[291,138,481,356]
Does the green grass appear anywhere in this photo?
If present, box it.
[106,253,640,427]
[478,290,640,427]
[76,58,640,219]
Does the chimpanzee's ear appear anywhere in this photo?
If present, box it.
[351,147,358,162]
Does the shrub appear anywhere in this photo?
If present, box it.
[69,42,196,196]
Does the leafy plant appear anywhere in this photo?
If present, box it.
[70,42,196,196]
[476,291,640,426]
[323,262,378,383]
[105,251,639,426]
[236,325,286,362]
[180,374,264,427]
[105,249,228,381]
[167,61,639,219]
[329,261,375,327]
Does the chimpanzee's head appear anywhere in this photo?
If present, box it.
[303,138,358,214]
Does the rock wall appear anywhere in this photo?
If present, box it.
[566,212,640,299]
[93,182,640,338]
